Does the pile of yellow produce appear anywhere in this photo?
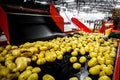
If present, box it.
[0,31,118,80]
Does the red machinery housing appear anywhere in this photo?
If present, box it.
[0,1,64,44]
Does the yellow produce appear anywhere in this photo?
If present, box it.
[45,53,57,62]
[56,51,63,55]
[26,66,33,71]
[13,57,31,72]
[101,64,106,70]
[84,76,92,80]
[89,65,101,75]
[66,46,72,52]
[98,52,103,56]
[84,46,89,52]
[5,55,15,61]
[99,71,106,77]
[5,45,11,51]
[0,56,5,62]
[70,56,77,63]
[71,44,77,50]
[5,53,12,59]
[79,56,86,63]
[40,46,48,51]
[73,63,81,70]
[99,47,106,53]
[1,49,7,56]
[0,31,118,80]
[5,60,13,66]
[0,67,10,76]
[71,51,78,56]
[19,42,34,48]
[97,57,105,64]
[36,58,46,65]
[32,67,41,73]
[50,49,55,52]
[107,65,114,70]
[0,77,8,80]
[79,47,86,55]
[109,52,116,58]
[28,47,39,54]
[42,74,55,80]
[77,43,82,48]
[0,46,4,52]
[94,47,99,53]
[7,72,20,80]
[105,60,114,65]
[69,77,78,80]
[88,57,97,67]
[89,47,94,53]
[6,62,16,70]
[27,73,38,80]
[38,53,45,58]
[31,55,37,61]
[20,50,33,57]
[89,52,97,58]
[60,48,66,53]
[12,49,21,57]
[11,45,18,49]
[98,75,111,80]
[102,66,113,76]
[53,44,59,51]
[18,70,32,80]
[57,54,63,60]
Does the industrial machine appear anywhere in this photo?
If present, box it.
[0,0,64,44]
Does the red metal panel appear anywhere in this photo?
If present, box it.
[0,7,10,42]
[50,4,64,32]
[113,41,120,80]
[71,17,93,33]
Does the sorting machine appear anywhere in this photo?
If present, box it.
[0,0,64,44]
[0,0,120,80]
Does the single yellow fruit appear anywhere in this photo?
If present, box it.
[89,65,101,75]
[84,76,92,80]
[98,75,111,80]
[66,46,72,52]
[88,57,97,67]
[97,57,105,64]
[85,46,89,52]
[26,66,33,71]
[79,56,86,63]
[69,77,78,80]
[73,63,81,70]
[89,52,97,58]
[38,52,45,58]
[0,46,4,52]
[31,55,37,61]
[107,65,114,70]
[45,53,57,62]
[79,48,86,55]
[36,58,46,65]
[42,74,55,80]
[105,60,114,65]
[70,57,77,63]
[71,51,78,56]
[99,71,106,77]
[32,67,41,73]
[57,54,63,60]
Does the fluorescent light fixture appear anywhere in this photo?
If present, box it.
[115,5,120,8]
[82,6,90,9]
[65,0,75,2]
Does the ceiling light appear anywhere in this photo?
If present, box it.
[82,6,90,9]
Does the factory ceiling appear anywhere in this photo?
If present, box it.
[56,0,120,13]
